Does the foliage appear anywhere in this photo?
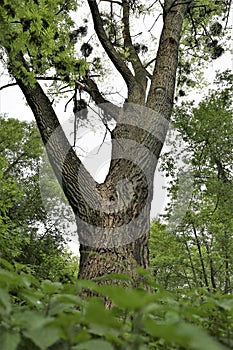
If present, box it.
[0,0,231,94]
[0,263,232,350]
[177,0,231,95]
[0,0,88,85]
[0,115,77,282]
[149,220,190,290]
[151,72,233,293]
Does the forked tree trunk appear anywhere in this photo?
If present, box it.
[15,1,190,281]
[77,108,164,279]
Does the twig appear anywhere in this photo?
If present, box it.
[0,82,17,91]
[0,76,62,91]
[64,96,74,112]
[100,0,122,5]
[224,0,232,30]
[144,57,156,69]
[188,9,199,47]
[148,13,162,32]
[147,0,160,11]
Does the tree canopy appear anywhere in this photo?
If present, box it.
[150,71,233,293]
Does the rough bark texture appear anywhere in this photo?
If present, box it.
[13,0,191,282]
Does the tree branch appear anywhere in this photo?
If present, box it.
[0,82,18,91]
[147,0,160,11]
[188,8,199,47]
[79,77,122,121]
[0,77,62,91]
[121,0,147,88]
[87,0,134,88]
[224,0,232,29]
[100,0,122,5]
[144,58,156,69]
[12,53,101,221]
[146,1,191,116]
[78,78,110,105]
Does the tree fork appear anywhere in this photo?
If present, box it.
[11,0,191,282]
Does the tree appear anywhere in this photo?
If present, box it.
[0,116,43,262]
[149,219,189,289]
[0,0,231,280]
[0,115,78,281]
[151,73,233,293]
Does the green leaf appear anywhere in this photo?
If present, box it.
[49,294,83,315]
[12,310,54,329]
[52,312,82,333]
[217,298,233,312]
[20,289,44,307]
[20,273,40,288]
[23,325,60,350]
[0,269,21,288]
[72,329,90,343]
[143,318,226,350]
[95,284,165,311]
[85,300,120,329]
[41,280,63,294]
[72,339,114,350]
[0,258,14,271]
[165,311,180,324]
[0,330,20,350]
[0,288,11,314]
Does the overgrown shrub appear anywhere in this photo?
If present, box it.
[0,260,232,350]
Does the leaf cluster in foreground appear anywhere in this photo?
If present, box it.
[0,263,232,350]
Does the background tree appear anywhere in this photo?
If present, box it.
[150,72,233,293]
[149,219,189,289]
[0,115,78,281]
[0,0,231,280]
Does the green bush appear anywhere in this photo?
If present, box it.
[0,261,232,350]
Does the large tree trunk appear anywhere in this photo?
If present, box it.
[15,0,190,281]
[77,105,163,279]
[77,1,189,280]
